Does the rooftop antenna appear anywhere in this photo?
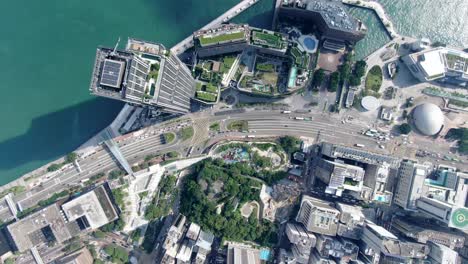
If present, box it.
[111,37,121,55]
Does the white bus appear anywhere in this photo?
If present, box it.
[281,110,292,114]
[354,144,365,148]
[294,117,304,120]
[247,135,256,138]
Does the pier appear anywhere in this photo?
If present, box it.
[171,0,260,55]
[342,0,399,39]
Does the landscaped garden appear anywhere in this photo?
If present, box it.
[198,31,246,46]
[365,66,383,93]
[195,82,218,103]
[179,159,279,246]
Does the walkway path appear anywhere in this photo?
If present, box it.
[342,0,399,39]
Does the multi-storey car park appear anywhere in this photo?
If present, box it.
[90,38,196,114]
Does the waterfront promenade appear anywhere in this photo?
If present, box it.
[171,0,260,55]
[342,0,399,39]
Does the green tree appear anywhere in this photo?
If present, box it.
[312,69,325,88]
[339,63,351,83]
[65,152,78,163]
[354,60,367,77]
[278,136,300,154]
[399,123,412,134]
[47,163,62,172]
[328,72,341,92]
[93,230,106,239]
[349,76,361,86]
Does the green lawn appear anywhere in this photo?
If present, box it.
[221,56,236,73]
[196,91,217,102]
[180,126,194,141]
[252,30,283,49]
[163,132,175,143]
[227,120,248,131]
[199,31,245,46]
[209,122,220,131]
[365,66,383,92]
[196,82,203,91]
[205,83,218,93]
[256,63,275,72]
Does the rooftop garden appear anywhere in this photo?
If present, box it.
[198,31,246,46]
[445,53,468,71]
[196,82,218,103]
[221,56,236,74]
[251,30,286,50]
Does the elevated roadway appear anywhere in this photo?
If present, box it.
[171,0,260,55]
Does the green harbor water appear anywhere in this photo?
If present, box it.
[0,0,466,185]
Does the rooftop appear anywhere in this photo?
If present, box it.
[126,38,167,57]
[7,204,78,252]
[321,142,400,168]
[251,29,287,50]
[305,0,360,32]
[61,184,118,230]
[195,24,249,47]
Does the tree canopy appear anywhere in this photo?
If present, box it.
[399,123,412,134]
[179,159,278,246]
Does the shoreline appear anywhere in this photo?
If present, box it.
[0,0,261,194]
[342,0,398,40]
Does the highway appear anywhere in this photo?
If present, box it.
[171,0,260,55]
[3,107,466,222]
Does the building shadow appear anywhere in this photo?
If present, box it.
[0,98,123,171]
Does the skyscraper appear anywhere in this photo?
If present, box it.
[90,38,195,114]
[393,159,429,210]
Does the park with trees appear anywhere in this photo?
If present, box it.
[180,158,278,246]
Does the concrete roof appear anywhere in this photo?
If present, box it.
[361,96,380,111]
[419,49,446,78]
[7,204,75,252]
[62,185,118,230]
[412,103,444,136]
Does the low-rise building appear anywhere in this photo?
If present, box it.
[194,230,214,263]
[7,204,79,252]
[403,47,468,88]
[55,247,94,264]
[315,159,365,197]
[285,223,316,263]
[320,143,400,169]
[227,244,261,264]
[315,235,358,262]
[163,214,187,258]
[6,184,118,253]
[61,184,119,230]
[391,217,465,249]
[427,241,461,264]
[335,203,365,240]
[360,220,429,264]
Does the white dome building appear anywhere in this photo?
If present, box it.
[412,103,444,136]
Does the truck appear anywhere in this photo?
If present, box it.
[354,144,365,148]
